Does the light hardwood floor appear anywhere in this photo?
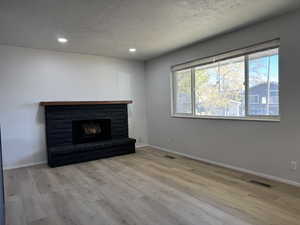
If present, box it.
[5,147,300,225]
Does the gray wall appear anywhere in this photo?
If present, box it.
[0,45,148,168]
[0,128,5,225]
[145,10,300,183]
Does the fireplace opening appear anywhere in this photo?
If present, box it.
[72,119,111,144]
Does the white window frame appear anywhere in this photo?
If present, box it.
[170,39,280,122]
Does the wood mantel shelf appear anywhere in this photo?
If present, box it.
[40,101,133,106]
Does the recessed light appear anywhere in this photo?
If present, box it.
[57,37,68,43]
[129,48,136,53]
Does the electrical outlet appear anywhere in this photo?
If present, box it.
[290,161,297,171]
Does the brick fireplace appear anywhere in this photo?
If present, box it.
[40,101,136,167]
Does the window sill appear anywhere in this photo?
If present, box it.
[171,114,280,122]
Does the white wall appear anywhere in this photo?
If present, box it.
[145,10,300,184]
[0,45,148,168]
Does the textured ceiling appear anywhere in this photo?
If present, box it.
[0,0,299,60]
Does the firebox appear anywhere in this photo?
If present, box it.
[72,119,111,144]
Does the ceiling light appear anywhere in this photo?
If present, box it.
[57,37,68,43]
[129,48,136,53]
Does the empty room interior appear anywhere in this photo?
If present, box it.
[1,1,300,225]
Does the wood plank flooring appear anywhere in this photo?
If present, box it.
[5,147,300,225]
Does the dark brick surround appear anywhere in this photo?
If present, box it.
[43,103,135,167]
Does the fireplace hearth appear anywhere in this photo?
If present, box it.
[40,101,136,167]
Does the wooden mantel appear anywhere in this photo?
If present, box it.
[40,100,133,106]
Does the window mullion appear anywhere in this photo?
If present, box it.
[245,55,249,117]
[191,68,196,116]
[171,72,176,115]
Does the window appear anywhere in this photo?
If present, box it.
[195,57,245,117]
[269,91,279,104]
[173,69,192,114]
[248,49,279,116]
[171,40,279,121]
[248,95,259,104]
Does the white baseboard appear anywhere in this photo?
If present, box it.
[136,143,149,148]
[4,161,46,170]
[148,144,300,188]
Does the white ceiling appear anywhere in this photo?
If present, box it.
[0,0,299,60]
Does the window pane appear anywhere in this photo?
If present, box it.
[174,69,192,114]
[195,57,245,117]
[249,95,259,104]
[248,48,279,116]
